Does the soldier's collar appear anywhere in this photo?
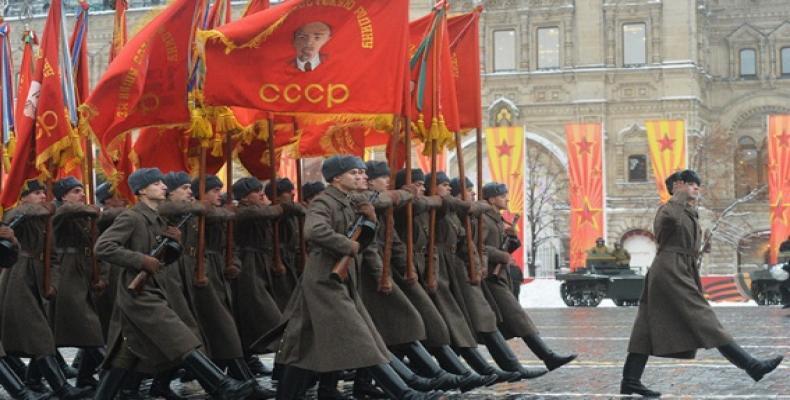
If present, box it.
[325,185,352,204]
[133,201,160,225]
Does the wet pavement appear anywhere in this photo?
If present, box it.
[6,306,788,399]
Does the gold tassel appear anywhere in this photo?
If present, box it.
[188,107,213,142]
[210,133,223,158]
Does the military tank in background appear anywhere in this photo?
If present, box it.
[556,254,646,307]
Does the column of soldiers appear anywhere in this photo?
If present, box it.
[0,158,782,400]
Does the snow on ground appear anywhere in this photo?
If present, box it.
[518,279,759,308]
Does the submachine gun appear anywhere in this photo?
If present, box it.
[0,215,25,267]
[329,192,379,283]
[128,213,193,293]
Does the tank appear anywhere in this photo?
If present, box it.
[747,269,784,305]
[556,256,646,307]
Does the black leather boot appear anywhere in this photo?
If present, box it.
[56,351,78,380]
[620,353,660,398]
[182,351,254,400]
[365,363,444,400]
[93,368,129,400]
[0,358,50,400]
[118,371,144,400]
[718,342,784,382]
[389,356,441,392]
[456,347,522,383]
[23,362,46,393]
[227,358,276,399]
[352,369,387,399]
[76,348,104,389]
[246,354,272,377]
[36,355,94,399]
[481,331,548,379]
[150,368,187,400]
[429,345,496,392]
[276,365,314,400]
[523,334,577,371]
[317,371,348,400]
[394,342,463,391]
[5,356,27,380]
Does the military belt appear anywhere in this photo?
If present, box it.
[239,246,272,253]
[658,246,698,258]
[55,247,92,257]
[18,250,44,261]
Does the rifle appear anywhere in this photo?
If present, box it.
[377,206,394,293]
[330,192,379,283]
[0,215,25,267]
[492,214,520,277]
[127,213,193,293]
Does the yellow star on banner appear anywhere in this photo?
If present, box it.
[572,196,601,230]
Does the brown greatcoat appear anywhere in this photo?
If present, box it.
[189,205,243,360]
[479,205,538,338]
[421,198,478,348]
[627,191,733,358]
[95,201,202,372]
[0,204,55,357]
[50,203,104,347]
[95,207,125,340]
[273,204,307,305]
[358,190,426,347]
[158,201,206,352]
[232,202,284,354]
[275,185,389,372]
[393,196,451,347]
[444,201,498,337]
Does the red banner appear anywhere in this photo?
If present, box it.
[200,0,408,132]
[109,0,127,62]
[768,115,790,264]
[243,0,270,17]
[486,126,525,267]
[408,9,460,151]
[565,123,605,270]
[447,8,482,132]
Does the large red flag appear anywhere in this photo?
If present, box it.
[80,0,202,152]
[768,115,790,264]
[199,0,409,132]
[14,30,37,132]
[565,123,605,270]
[70,0,90,104]
[408,8,460,152]
[447,8,482,132]
[243,0,270,17]
[132,127,190,174]
[109,0,127,62]
[1,0,80,210]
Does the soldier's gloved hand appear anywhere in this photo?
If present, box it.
[400,183,419,197]
[140,255,162,275]
[45,285,57,300]
[270,204,285,216]
[280,201,299,215]
[224,265,241,280]
[163,226,182,243]
[356,202,377,223]
[0,226,15,241]
[505,226,517,236]
[92,279,108,294]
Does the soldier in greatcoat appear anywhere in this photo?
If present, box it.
[0,222,49,399]
[393,169,494,392]
[190,175,275,399]
[49,176,106,390]
[264,178,306,310]
[92,168,253,399]
[231,177,286,377]
[418,171,519,385]
[445,178,548,381]
[478,182,576,373]
[273,155,442,400]
[93,182,128,341]
[622,170,783,397]
[0,179,91,399]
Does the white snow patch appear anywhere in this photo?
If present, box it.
[519,279,759,308]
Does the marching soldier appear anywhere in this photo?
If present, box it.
[231,177,286,376]
[273,155,442,400]
[265,178,307,298]
[0,179,91,399]
[50,176,105,391]
[447,178,548,381]
[94,182,129,341]
[189,175,275,399]
[93,168,254,399]
[393,169,495,392]
[301,181,326,203]
[479,182,577,373]
[0,222,49,399]
[622,170,783,397]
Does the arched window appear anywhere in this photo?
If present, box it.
[735,136,759,197]
[740,48,757,78]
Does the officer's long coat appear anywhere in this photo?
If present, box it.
[232,202,283,354]
[479,206,538,338]
[50,203,104,347]
[276,185,389,372]
[0,204,55,357]
[358,190,426,347]
[627,191,733,357]
[95,202,201,372]
[95,207,125,340]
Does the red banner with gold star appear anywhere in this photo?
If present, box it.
[565,123,604,270]
[485,126,525,266]
[767,115,790,264]
[645,120,686,203]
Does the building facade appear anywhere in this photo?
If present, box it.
[4,0,789,275]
